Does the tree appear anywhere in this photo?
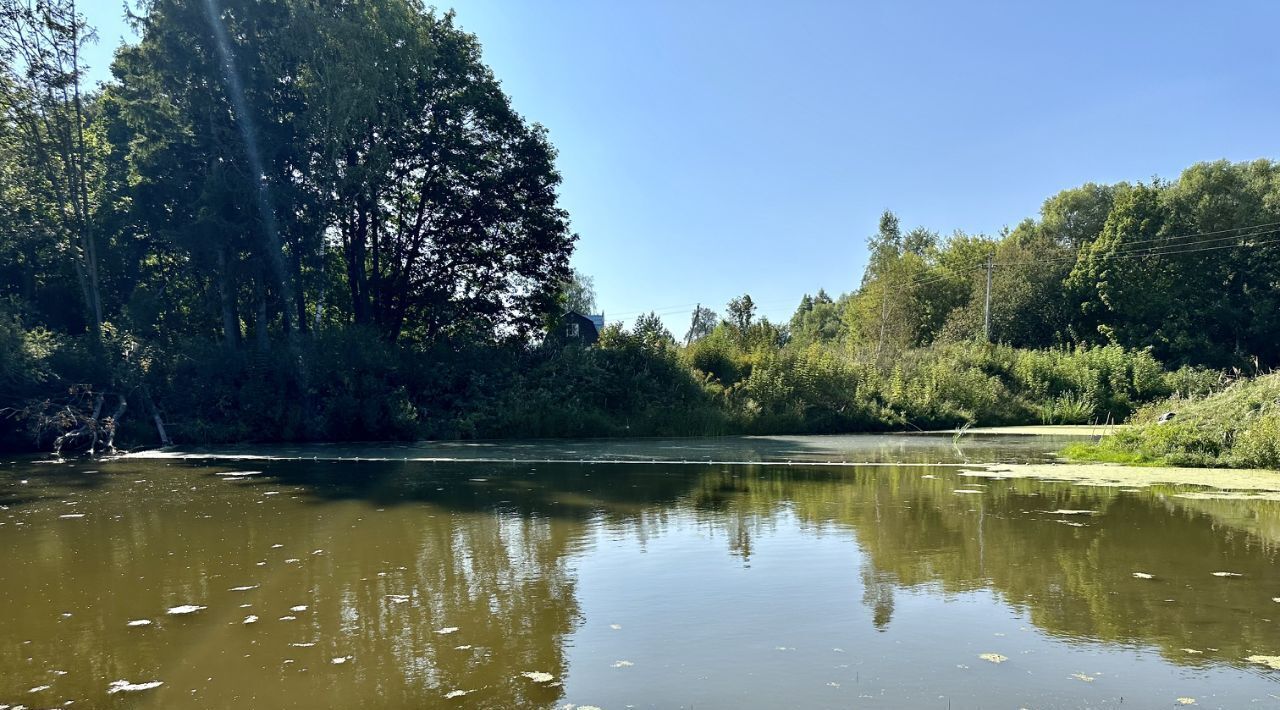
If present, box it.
[0,0,104,338]
[113,0,308,348]
[1070,162,1280,367]
[1039,182,1120,249]
[684,303,716,345]
[114,1,574,345]
[864,209,902,284]
[789,290,843,347]
[560,268,596,314]
[305,7,573,341]
[726,294,756,335]
[632,311,674,351]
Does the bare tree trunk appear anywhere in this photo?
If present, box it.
[216,246,239,348]
[141,386,171,447]
[293,242,308,334]
[87,391,103,455]
[254,273,269,350]
[69,0,102,338]
[102,394,127,454]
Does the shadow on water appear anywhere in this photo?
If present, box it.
[0,460,111,507]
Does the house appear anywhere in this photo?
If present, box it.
[557,311,604,345]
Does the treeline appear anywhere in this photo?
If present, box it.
[785,161,1280,370]
[0,0,1273,452]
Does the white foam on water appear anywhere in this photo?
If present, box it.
[107,680,163,694]
[521,671,555,683]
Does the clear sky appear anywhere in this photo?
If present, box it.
[79,1,1280,333]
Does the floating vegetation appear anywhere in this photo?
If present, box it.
[166,605,205,615]
[107,680,163,694]
[521,671,555,683]
[1246,655,1280,670]
[1132,572,1154,579]
[979,653,1007,664]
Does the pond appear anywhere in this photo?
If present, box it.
[2,433,1279,708]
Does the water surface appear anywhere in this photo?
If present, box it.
[2,434,1279,708]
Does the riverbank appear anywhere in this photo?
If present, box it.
[1063,372,1280,470]
[2,331,1217,454]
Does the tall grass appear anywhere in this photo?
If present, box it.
[1068,373,1280,469]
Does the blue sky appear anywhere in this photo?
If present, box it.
[80,1,1280,332]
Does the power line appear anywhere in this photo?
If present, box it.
[1073,219,1280,249]
[991,228,1280,267]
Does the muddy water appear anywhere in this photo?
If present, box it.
[1,435,1279,708]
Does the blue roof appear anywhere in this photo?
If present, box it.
[587,314,605,330]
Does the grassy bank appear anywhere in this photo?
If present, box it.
[1064,373,1280,469]
[0,318,1219,451]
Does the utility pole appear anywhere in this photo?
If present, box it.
[983,253,993,342]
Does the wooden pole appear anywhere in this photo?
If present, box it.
[983,253,993,342]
